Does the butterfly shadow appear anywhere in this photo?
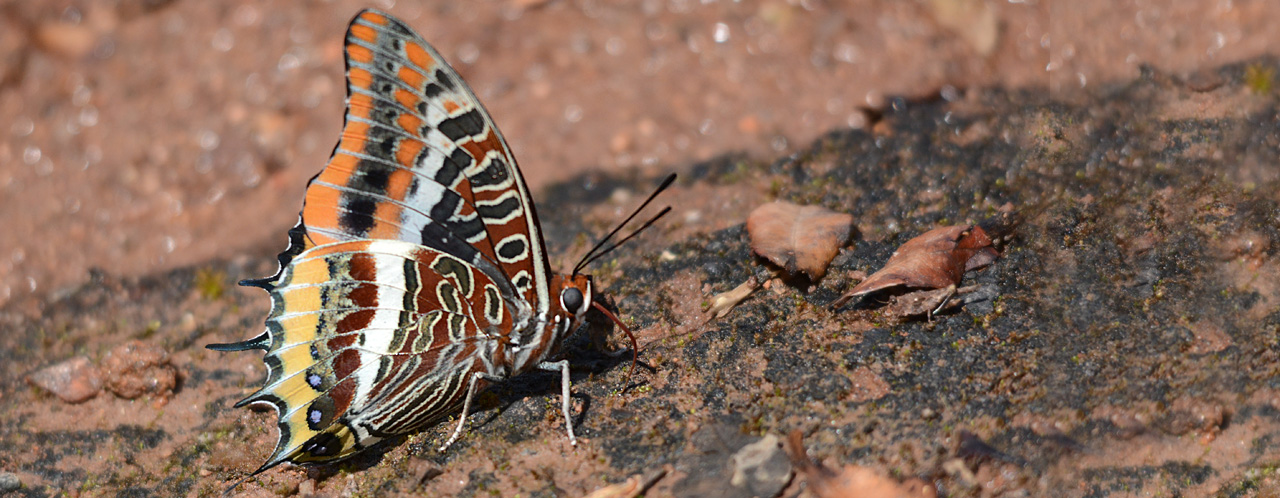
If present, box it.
[454,302,656,445]
[297,301,657,477]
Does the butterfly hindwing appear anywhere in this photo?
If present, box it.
[237,239,513,471]
[299,9,549,310]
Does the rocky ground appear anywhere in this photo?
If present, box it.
[3,54,1280,497]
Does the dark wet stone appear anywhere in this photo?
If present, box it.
[672,422,791,498]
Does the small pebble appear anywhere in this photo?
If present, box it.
[728,434,790,494]
[1184,69,1225,93]
[0,471,20,492]
[102,340,178,400]
[25,356,102,403]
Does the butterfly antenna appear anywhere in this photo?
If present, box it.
[576,206,671,272]
[573,173,677,275]
[592,301,639,392]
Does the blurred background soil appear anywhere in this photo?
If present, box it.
[3,0,1280,307]
[3,1,1280,497]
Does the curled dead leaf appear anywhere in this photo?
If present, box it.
[785,431,936,498]
[746,201,855,281]
[879,284,998,321]
[832,224,998,309]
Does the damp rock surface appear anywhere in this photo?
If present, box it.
[2,60,1280,497]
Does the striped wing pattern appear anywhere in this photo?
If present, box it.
[270,9,550,308]
[244,239,512,469]
[217,9,561,473]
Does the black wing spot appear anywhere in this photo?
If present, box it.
[379,136,398,157]
[476,195,521,221]
[306,371,324,390]
[301,432,342,457]
[340,198,378,234]
[428,191,463,222]
[470,158,510,189]
[306,396,337,430]
[382,18,414,36]
[435,68,457,91]
[437,149,471,185]
[350,159,392,192]
[497,237,526,261]
[438,109,485,141]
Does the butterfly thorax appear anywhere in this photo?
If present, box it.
[504,273,593,376]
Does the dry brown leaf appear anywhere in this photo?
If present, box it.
[832,225,997,309]
[746,201,855,281]
[785,431,935,498]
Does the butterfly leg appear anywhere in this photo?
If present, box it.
[439,371,503,452]
[537,360,578,446]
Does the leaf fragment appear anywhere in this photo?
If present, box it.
[746,201,855,281]
[832,224,998,309]
[705,277,761,320]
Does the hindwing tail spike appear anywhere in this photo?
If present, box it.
[205,332,271,352]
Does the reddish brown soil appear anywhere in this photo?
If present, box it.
[3,0,1279,307]
[4,2,1280,498]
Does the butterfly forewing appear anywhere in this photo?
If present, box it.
[300,10,549,310]
[243,239,513,470]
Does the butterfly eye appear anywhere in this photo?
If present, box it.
[560,287,585,314]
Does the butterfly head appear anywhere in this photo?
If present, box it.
[553,273,594,330]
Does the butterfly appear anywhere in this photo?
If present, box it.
[207,8,670,476]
